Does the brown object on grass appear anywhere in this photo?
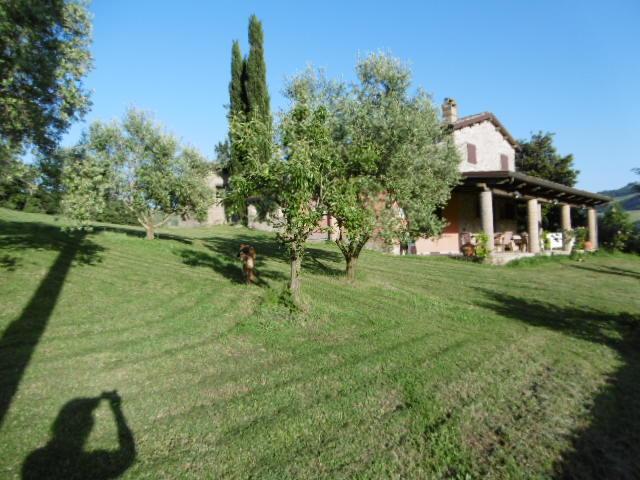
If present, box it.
[238,244,257,284]
[461,242,476,257]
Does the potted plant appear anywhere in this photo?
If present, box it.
[475,232,490,262]
[573,227,588,252]
[562,228,575,251]
[542,230,551,251]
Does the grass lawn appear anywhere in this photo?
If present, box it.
[1,207,639,479]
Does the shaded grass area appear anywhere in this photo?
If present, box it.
[0,208,639,479]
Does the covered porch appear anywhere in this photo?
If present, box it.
[458,171,611,258]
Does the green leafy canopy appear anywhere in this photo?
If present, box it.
[0,0,93,157]
[62,109,214,236]
[298,53,461,273]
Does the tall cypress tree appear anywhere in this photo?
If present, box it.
[224,15,271,223]
[229,40,246,118]
[245,15,270,122]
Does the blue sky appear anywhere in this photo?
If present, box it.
[64,0,640,192]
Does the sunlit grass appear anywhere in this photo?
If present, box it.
[1,207,639,479]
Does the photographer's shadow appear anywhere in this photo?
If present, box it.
[22,391,136,480]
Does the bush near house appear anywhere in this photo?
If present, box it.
[599,202,640,253]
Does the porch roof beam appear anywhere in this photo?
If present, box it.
[460,171,611,206]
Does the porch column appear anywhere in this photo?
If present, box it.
[538,202,544,241]
[479,189,494,251]
[527,198,540,253]
[561,204,572,251]
[247,204,258,229]
[588,207,598,250]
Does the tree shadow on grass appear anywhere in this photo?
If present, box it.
[0,220,103,427]
[569,263,640,280]
[479,289,640,479]
[22,391,135,480]
[303,246,343,277]
[0,254,20,271]
[201,235,343,277]
[93,224,194,245]
[203,234,285,261]
[177,248,287,286]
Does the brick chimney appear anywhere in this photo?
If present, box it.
[442,98,458,123]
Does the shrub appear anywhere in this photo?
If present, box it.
[573,227,587,250]
[599,203,639,253]
[475,232,490,260]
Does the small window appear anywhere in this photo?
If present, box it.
[467,143,477,164]
[500,154,509,171]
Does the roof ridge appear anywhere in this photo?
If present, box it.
[451,112,518,147]
[456,111,492,121]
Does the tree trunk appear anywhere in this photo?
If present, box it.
[144,223,155,240]
[345,255,358,282]
[289,255,302,304]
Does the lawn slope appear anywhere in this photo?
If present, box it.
[1,208,639,479]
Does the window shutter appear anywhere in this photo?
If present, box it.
[467,143,477,164]
[500,154,509,171]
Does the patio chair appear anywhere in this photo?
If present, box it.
[502,231,515,251]
[520,232,529,252]
[459,232,474,256]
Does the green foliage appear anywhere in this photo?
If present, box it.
[0,154,34,206]
[1,149,67,215]
[358,54,460,243]
[573,226,588,250]
[228,79,336,302]
[61,146,109,228]
[229,40,247,119]
[516,132,580,229]
[34,150,65,213]
[62,109,214,236]
[226,15,272,219]
[599,203,639,253]
[245,14,271,123]
[301,54,460,278]
[516,132,579,187]
[1,147,139,220]
[0,0,93,157]
[475,232,490,260]
[95,198,139,225]
[542,230,551,250]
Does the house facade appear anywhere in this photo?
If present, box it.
[413,98,609,256]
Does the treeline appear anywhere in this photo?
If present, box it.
[0,150,139,225]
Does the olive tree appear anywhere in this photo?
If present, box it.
[323,53,460,280]
[228,77,336,303]
[62,109,213,238]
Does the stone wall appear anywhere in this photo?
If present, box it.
[454,120,515,173]
[172,172,227,227]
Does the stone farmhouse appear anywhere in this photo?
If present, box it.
[411,98,609,257]
[194,98,609,258]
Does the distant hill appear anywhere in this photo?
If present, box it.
[599,183,640,224]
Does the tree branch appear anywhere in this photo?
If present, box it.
[154,214,173,228]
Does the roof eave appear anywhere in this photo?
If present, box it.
[460,171,612,205]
